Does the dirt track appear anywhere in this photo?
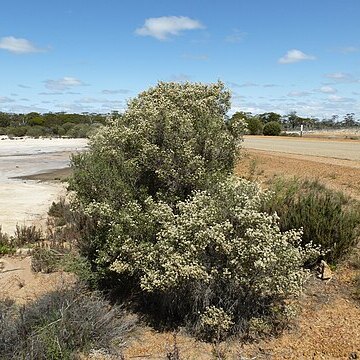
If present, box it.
[243,136,360,162]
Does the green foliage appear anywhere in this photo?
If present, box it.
[263,121,282,136]
[13,224,43,246]
[259,112,282,124]
[6,126,28,137]
[263,178,360,263]
[26,125,47,137]
[0,227,14,255]
[77,177,317,339]
[0,112,107,139]
[245,116,264,135]
[70,81,245,206]
[0,285,134,359]
[70,82,318,340]
[31,247,64,273]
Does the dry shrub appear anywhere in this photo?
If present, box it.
[0,283,134,359]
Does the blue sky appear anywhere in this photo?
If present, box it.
[0,0,359,118]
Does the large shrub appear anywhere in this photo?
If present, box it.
[104,178,316,337]
[70,82,317,339]
[70,81,245,206]
[263,121,281,136]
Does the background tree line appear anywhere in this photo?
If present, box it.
[0,109,359,138]
[231,111,360,136]
[0,111,110,138]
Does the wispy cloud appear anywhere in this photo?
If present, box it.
[39,92,64,96]
[339,46,358,54]
[328,95,356,103]
[102,89,130,95]
[263,84,279,88]
[0,36,46,54]
[135,16,204,40]
[0,96,15,103]
[44,77,87,91]
[225,29,246,43]
[324,72,359,83]
[182,53,208,61]
[227,81,258,88]
[278,49,316,64]
[18,84,31,89]
[318,86,337,94]
[167,73,191,82]
[287,91,311,97]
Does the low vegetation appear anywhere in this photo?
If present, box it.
[0,111,107,138]
[0,284,133,359]
[2,82,360,356]
[231,110,360,135]
[263,121,282,136]
[263,177,360,263]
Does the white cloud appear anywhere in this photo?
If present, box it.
[182,53,208,61]
[328,95,356,103]
[0,36,45,54]
[102,89,130,94]
[135,16,204,40]
[39,92,64,96]
[318,86,337,94]
[339,46,358,54]
[227,81,258,88]
[167,73,191,82]
[287,91,311,97]
[0,96,15,103]
[225,29,246,43]
[44,77,86,91]
[18,84,31,89]
[278,49,316,64]
[324,72,358,83]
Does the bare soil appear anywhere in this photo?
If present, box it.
[1,140,360,359]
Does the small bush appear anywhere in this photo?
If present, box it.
[263,178,360,263]
[13,224,43,247]
[0,284,134,359]
[245,116,263,135]
[263,121,281,136]
[31,247,65,273]
[6,126,28,137]
[0,227,14,255]
[26,125,47,138]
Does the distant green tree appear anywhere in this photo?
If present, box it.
[259,112,281,123]
[263,121,282,136]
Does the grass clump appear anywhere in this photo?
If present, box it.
[0,284,134,359]
[0,227,14,255]
[263,177,360,263]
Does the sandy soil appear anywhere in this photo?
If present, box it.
[243,136,360,161]
[123,148,360,359]
[0,255,75,304]
[1,137,360,359]
[236,149,360,200]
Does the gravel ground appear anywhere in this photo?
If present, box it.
[243,136,360,161]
